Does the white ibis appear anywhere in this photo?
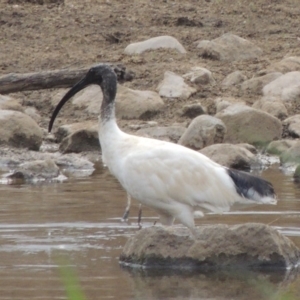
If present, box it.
[49,64,277,236]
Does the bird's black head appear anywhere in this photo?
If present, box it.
[48,64,117,132]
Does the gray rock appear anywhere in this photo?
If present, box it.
[280,141,300,165]
[55,154,95,177]
[59,128,100,153]
[197,33,263,61]
[241,72,282,96]
[282,114,300,138]
[55,121,98,142]
[120,223,300,270]
[266,56,300,73]
[178,103,206,118]
[238,143,258,154]
[252,97,288,120]
[51,85,101,116]
[0,94,23,111]
[52,84,164,120]
[55,154,95,170]
[136,126,185,143]
[178,115,226,150]
[200,143,256,170]
[183,67,215,85]
[266,140,297,156]
[124,35,186,55]
[222,70,247,87]
[215,97,246,113]
[116,85,164,120]
[24,107,41,123]
[216,104,282,147]
[0,110,43,150]
[157,71,197,100]
[263,71,300,101]
[6,159,60,182]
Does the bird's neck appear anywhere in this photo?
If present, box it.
[100,100,115,123]
[99,104,123,142]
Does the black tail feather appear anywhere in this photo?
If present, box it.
[226,168,276,201]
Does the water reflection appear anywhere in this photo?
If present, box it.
[0,166,299,299]
[122,267,300,300]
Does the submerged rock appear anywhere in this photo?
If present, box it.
[120,224,300,270]
[5,159,60,182]
[280,141,300,166]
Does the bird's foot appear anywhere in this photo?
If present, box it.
[121,209,130,223]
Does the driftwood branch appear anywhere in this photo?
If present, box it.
[0,64,134,95]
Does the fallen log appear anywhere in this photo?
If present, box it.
[0,64,134,95]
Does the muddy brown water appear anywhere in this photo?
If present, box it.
[0,163,300,300]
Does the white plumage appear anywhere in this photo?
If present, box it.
[49,64,277,236]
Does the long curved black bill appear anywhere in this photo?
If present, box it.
[48,77,88,132]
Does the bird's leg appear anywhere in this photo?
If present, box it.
[137,204,142,229]
[121,194,131,222]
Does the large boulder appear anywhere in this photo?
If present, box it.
[222,70,247,87]
[59,127,100,153]
[157,71,196,100]
[0,94,23,111]
[282,114,300,138]
[252,97,288,120]
[116,85,164,120]
[266,139,297,156]
[0,110,43,150]
[215,97,245,113]
[266,56,300,73]
[215,104,282,147]
[120,224,300,270]
[52,85,164,120]
[241,72,282,96]
[197,33,263,61]
[55,120,98,142]
[124,35,186,55]
[280,141,300,165]
[263,71,300,101]
[200,143,256,170]
[178,115,226,150]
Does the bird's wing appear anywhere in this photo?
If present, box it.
[119,141,238,213]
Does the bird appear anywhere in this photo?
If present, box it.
[48,64,277,237]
